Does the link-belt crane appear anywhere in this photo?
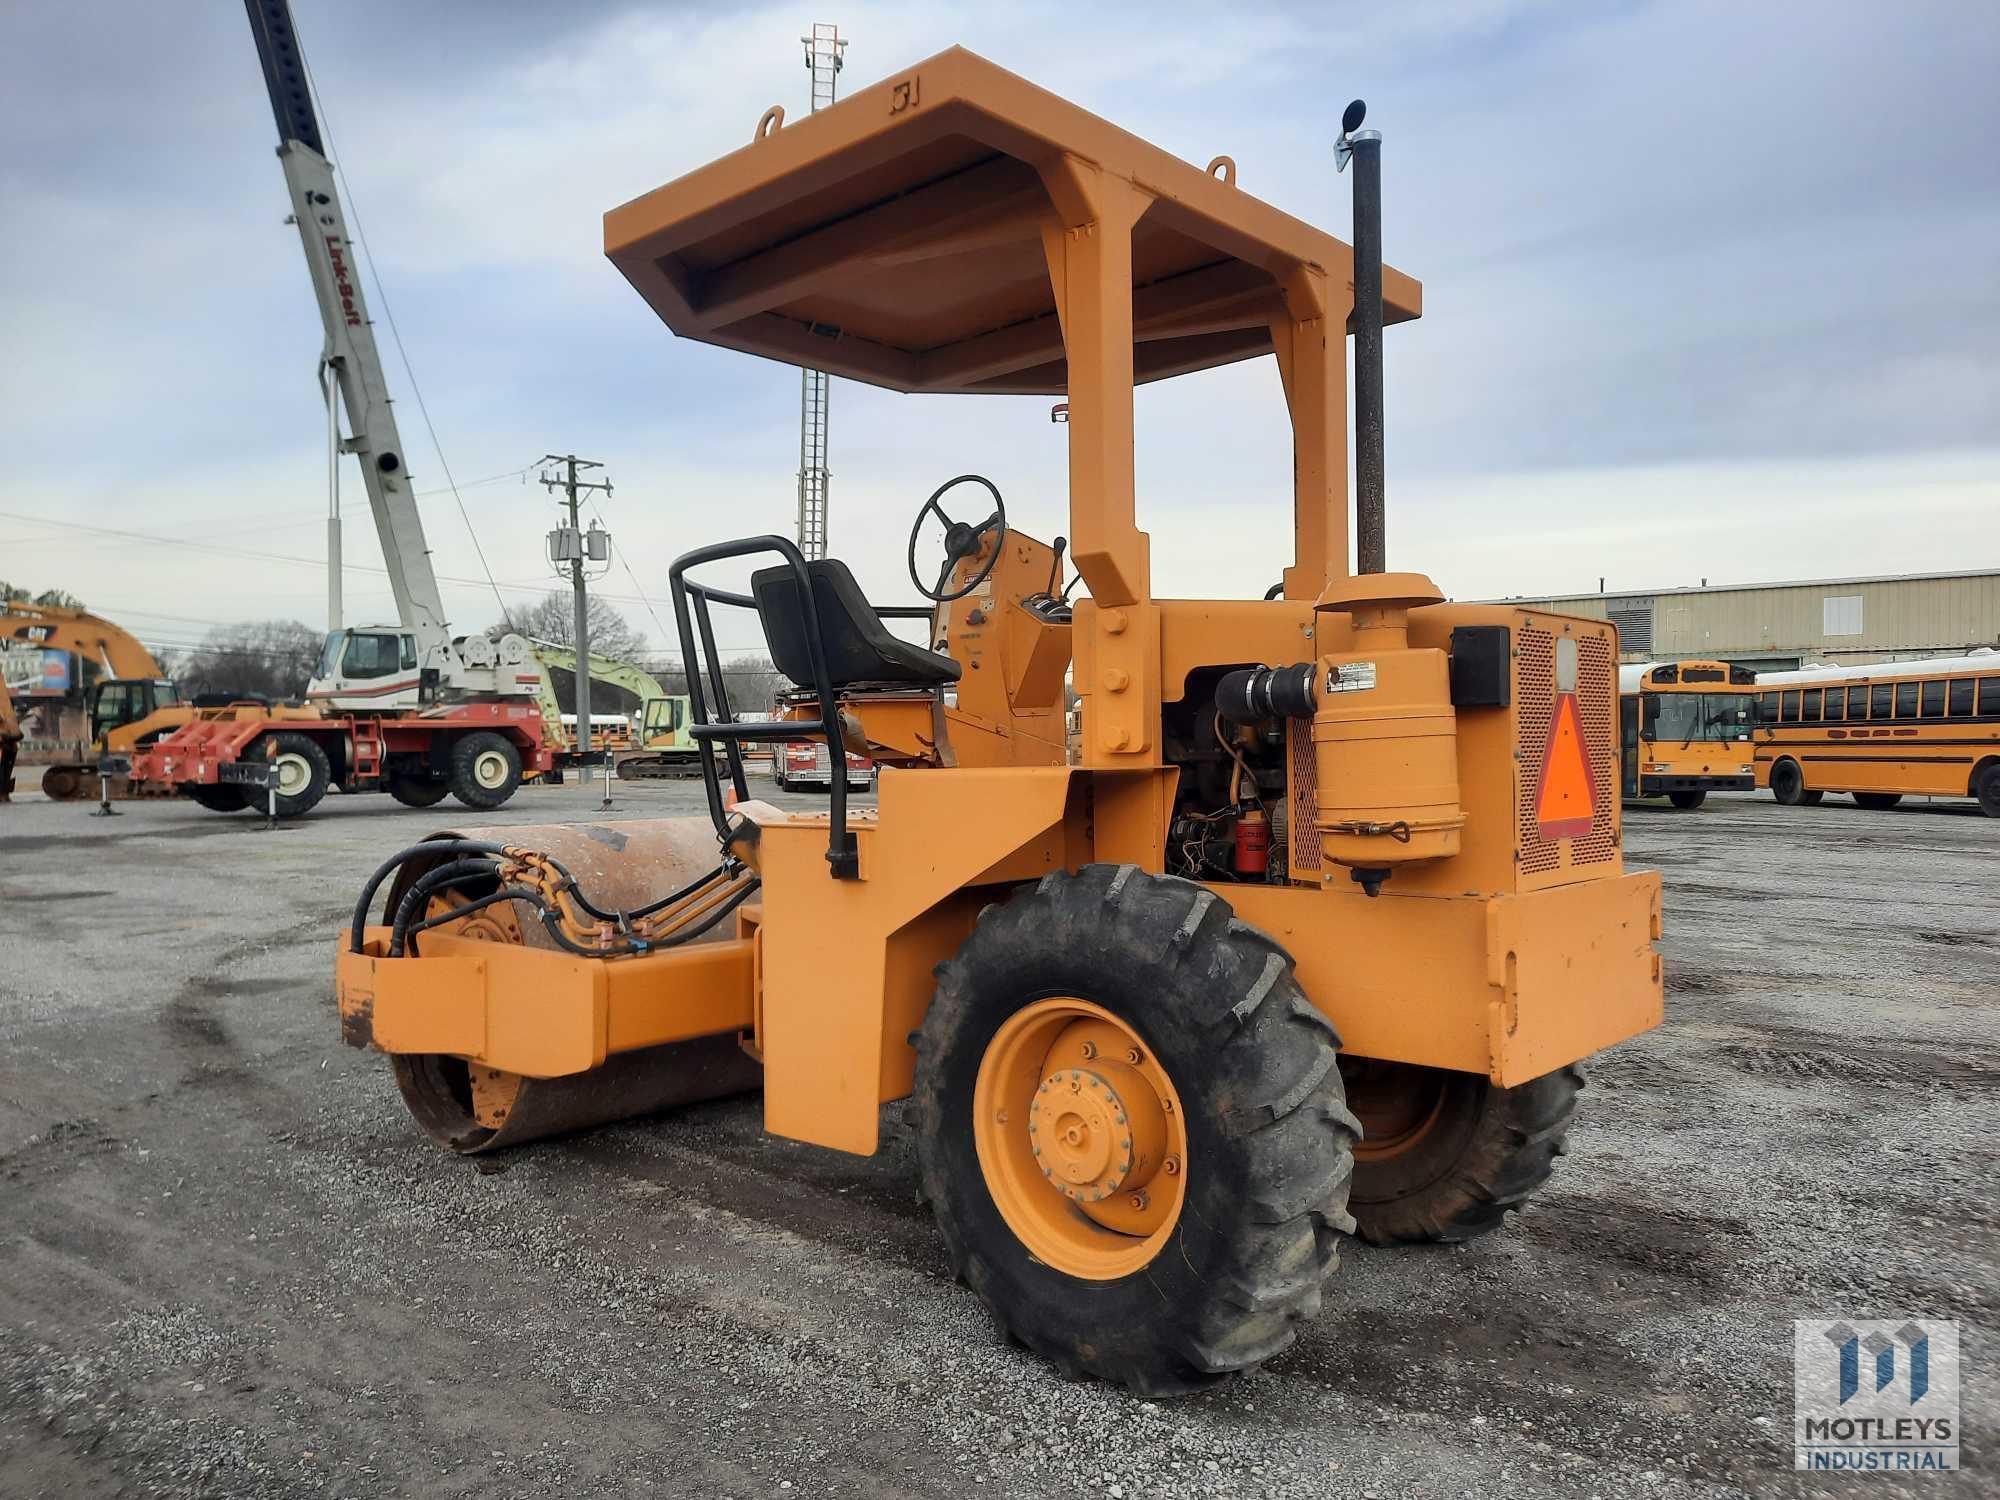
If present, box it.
[243,0,531,709]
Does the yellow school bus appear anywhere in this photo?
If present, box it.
[1618,660,1758,808]
[1752,651,2000,815]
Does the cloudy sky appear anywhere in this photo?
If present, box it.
[2,0,1995,664]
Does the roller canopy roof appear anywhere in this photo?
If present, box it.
[605,47,1421,396]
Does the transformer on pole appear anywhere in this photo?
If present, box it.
[795,22,846,562]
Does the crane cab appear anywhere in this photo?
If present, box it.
[310,626,537,710]
[312,626,422,706]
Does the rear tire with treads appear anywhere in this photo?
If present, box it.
[258,731,331,818]
[1770,759,1807,806]
[448,732,521,810]
[388,776,450,809]
[914,865,1359,1396]
[1341,1059,1581,1246]
[1976,764,2000,818]
[189,784,250,814]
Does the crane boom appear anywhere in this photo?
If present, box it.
[243,0,450,655]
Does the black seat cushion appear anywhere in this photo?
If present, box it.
[750,559,960,691]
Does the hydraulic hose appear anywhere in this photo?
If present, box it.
[357,838,757,961]
[350,840,509,953]
[531,874,761,958]
[402,884,545,957]
[388,858,507,957]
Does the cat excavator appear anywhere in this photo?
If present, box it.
[0,601,186,801]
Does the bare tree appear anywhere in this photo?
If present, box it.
[720,654,787,713]
[1,582,87,608]
[176,620,324,702]
[495,592,646,662]
[632,653,786,713]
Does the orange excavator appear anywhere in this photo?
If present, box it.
[0,601,185,800]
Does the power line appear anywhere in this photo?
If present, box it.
[0,514,804,667]
[414,461,542,498]
[588,495,676,649]
[0,509,774,644]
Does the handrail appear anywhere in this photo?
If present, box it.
[666,535,859,879]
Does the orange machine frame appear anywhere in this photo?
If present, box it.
[341,47,1661,1156]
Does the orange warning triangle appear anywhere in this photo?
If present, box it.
[1535,691,1597,840]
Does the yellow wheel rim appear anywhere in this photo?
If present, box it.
[972,997,1188,1280]
[427,887,527,1127]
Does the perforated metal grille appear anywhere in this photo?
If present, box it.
[1287,720,1321,877]
[1573,634,1619,865]
[1517,625,1559,874]
[1517,623,1618,877]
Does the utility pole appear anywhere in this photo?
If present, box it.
[796,21,847,561]
[542,454,612,804]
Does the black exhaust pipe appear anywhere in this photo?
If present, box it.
[1340,101,1385,576]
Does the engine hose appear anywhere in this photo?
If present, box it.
[388,859,507,957]
[350,840,510,953]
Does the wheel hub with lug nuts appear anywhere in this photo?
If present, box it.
[972,997,1189,1280]
[474,751,509,788]
[1028,1053,1168,1207]
[274,753,311,794]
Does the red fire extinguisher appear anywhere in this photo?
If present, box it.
[1233,804,1270,876]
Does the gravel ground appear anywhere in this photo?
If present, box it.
[0,780,1992,1498]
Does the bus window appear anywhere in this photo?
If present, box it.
[1921,680,1946,717]
[1802,688,1822,721]
[1757,691,1779,724]
[1823,688,1844,722]
[1949,679,1975,716]
[1894,682,1919,718]
[1981,677,2000,716]
[1782,691,1800,723]
[1847,685,1869,719]
[1871,684,1893,718]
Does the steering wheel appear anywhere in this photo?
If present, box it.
[907,474,1007,603]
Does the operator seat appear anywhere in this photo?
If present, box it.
[751,559,960,691]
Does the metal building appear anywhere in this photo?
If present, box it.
[1492,568,2000,670]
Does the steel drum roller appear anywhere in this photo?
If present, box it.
[383,818,762,1153]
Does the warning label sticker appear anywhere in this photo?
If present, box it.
[1325,661,1377,695]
